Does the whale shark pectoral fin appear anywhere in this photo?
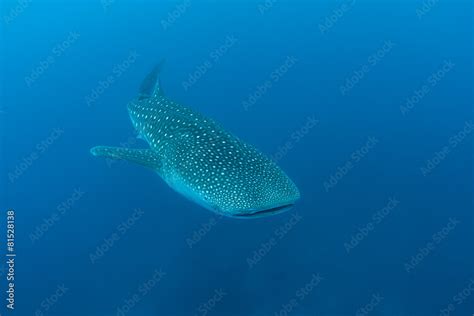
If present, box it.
[90,146,162,170]
[138,60,166,100]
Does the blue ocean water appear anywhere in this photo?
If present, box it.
[1,0,473,315]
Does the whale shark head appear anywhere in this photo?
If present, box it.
[91,62,301,218]
[227,185,300,218]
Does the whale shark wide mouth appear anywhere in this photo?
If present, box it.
[234,203,295,218]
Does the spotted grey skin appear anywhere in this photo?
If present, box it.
[91,64,300,218]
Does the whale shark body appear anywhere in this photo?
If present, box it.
[91,64,300,218]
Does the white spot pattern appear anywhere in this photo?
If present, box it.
[127,96,300,217]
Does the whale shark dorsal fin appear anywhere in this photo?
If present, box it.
[90,146,161,170]
[138,60,166,100]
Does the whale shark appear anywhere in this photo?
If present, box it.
[91,64,300,218]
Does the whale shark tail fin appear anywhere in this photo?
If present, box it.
[90,146,162,170]
[138,60,166,100]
